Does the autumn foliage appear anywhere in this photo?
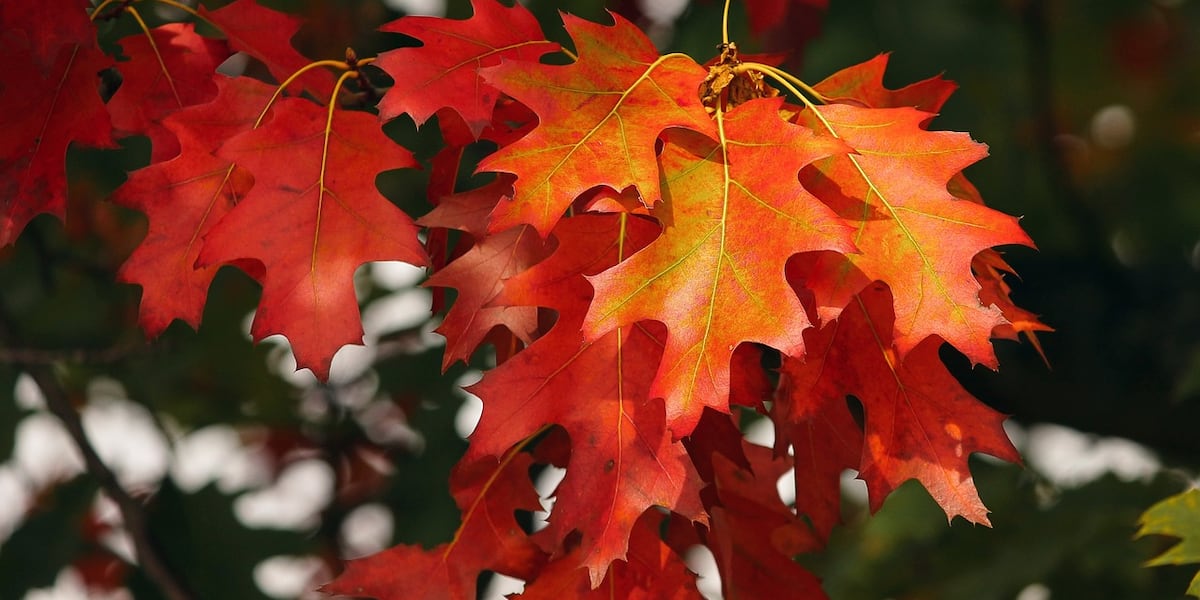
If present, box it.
[0,0,1050,597]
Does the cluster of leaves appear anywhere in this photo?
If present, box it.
[0,0,1067,597]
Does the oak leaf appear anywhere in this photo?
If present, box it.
[781,283,1019,524]
[199,0,332,97]
[479,11,717,236]
[114,76,276,337]
[197,96,427,379]
[467,214,705,586]
[108,24,228,161]
[973,250,1052,359]
[585,98,853,436]
[375,0,558,137]
[707,447,826,600]
[744,0,828,36]
[423,223,546,370]
[322,452,546,600]
[807,54,1048,359]
[812,53,955,113]
[0,0,93,71]
[772,349,863,542]
[796,103,1033,367]
[0,36,116,246]
[515,512,703,600]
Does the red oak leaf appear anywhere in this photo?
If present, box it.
[515,512,703,600]
[585,98,854,437]
[423,224,546,370]
[108,23,228,161]
[0,37,116,246]
[115,149,252,336]
[707,447,827,600]
[973,249,1052,360]
[729,344,772,409]
[197,97,427,379]
[418,176,515,239]
[0,0,93,71]
[797,103,1033,367]
[479,11,717,236]
[812,53,956,113]
[744,0,829,35]
[786,282,1019,524]
[467,214,704,586]
[162,75,280,152]
[199,0,332,97]
[771,328,864,542]
[376,0,559,137]
[113,76,275,337]
[322,451,546,600]
[418,175,518,315]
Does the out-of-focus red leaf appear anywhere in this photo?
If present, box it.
[0,37,116,245]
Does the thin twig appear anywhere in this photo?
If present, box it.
[0,342,143,365]
[0,316,194,600]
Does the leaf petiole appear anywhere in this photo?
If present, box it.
[253,57,375,128]
[721,0,732,46]
[740,61,840,139]
[89,0,220,32]
[125,5,184,108]
[144,0,221,31]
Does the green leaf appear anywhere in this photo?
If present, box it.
[1138,488,1200,597]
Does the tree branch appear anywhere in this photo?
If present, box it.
[0,317,194,600]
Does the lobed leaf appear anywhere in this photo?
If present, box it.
[198,97,427,379]
[1138,488,1200,597]
[375,0,559,137]
[585,98,853,437]
[479,11,717,237]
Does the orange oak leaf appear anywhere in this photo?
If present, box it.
[812,53,956,113]
[423,224,546,370]
[108,23,228,161]
[114,76,276,337]
[514,512,703,600]
[0,36,116,246]
[467,214,705,586]
[786,282,1019,524]
[973,249,1052,360]
[197,96,427,379]
[797,103,1033,367]
[322,451,546,600]
[199,0,332,97]
[375,0,559,137]
[805,54,1048,359]
[707,447,827,600]
[478,11,717,236]
[585,98,854,437]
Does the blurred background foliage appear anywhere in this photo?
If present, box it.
[0,0,1198,598]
